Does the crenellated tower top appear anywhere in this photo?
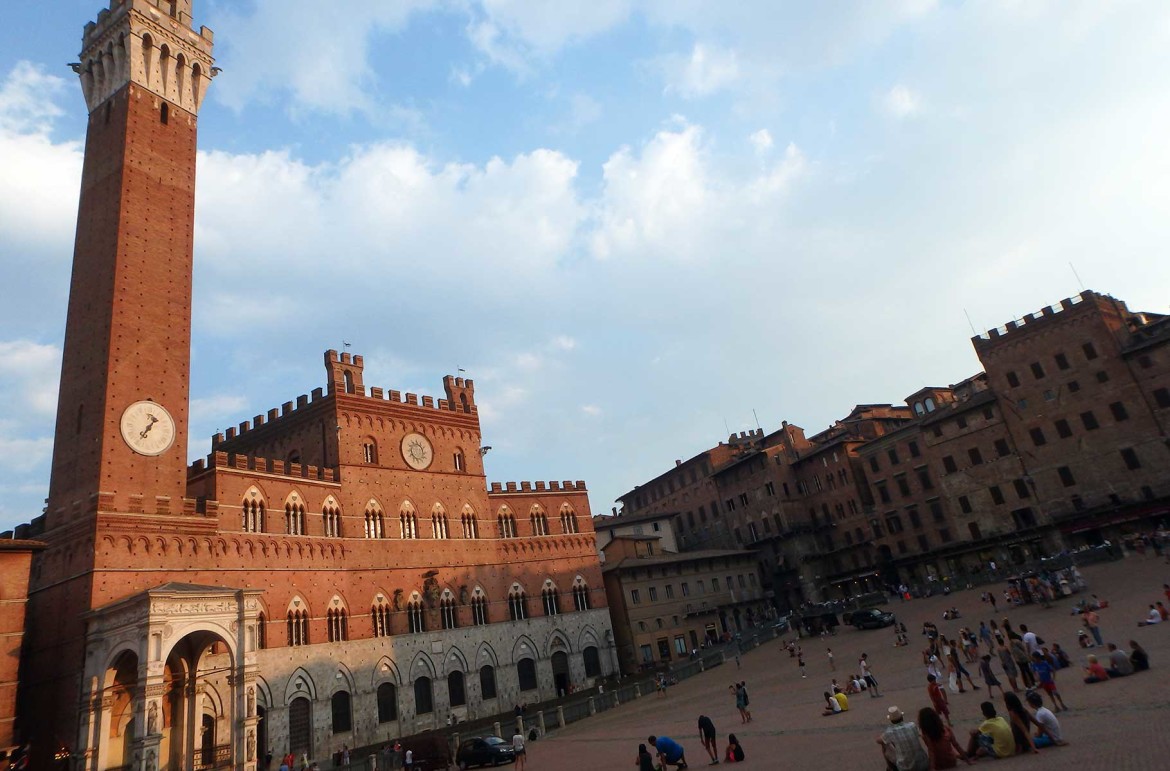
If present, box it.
[75,0,215,114]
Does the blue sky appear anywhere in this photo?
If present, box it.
[2,0,1170,530]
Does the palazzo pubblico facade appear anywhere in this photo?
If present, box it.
[16,2,614,769]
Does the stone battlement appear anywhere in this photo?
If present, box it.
[489,481,588,494]
[189,451,338,483]
[973,290,1093,346]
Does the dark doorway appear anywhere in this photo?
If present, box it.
[551,651,570,696]
[289,697,312,757]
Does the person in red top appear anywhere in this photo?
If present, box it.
[927,674,951,725]
[917,706,972,769]
[1083,654,1109,683]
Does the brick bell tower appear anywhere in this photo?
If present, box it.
[47,0,213,523]
[23,0,215,756]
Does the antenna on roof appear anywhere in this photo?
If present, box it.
[963,308,977,336]
[753,409,762,432]
[723,418,731,437]
[1069,262,1086,292]
[342,340,351,350]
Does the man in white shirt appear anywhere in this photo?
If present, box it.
[1019,624,1039,655]
[1026,691,1065,747]
[860,653,881,697]
[512,729,527,771]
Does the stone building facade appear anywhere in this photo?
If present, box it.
[600,535,767,674]
[17,2,613,769]
[612,292,1170,607]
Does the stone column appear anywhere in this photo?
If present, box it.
[556,707,565,728]
[493,721,501,737]
[587,698,595,716]
[537,711,546,735]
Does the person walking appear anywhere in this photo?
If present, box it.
[994,643,1020,692]
[827,647,835,671]
[1030,652,1068,712]
[798,651,807,678]
[512,727,527,771]
[927,674,951,725]
[860,653,881,697]
[979,654,1006,699]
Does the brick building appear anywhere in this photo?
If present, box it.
[17,2,612,769]
[0,540,43,755]
[600,534,767,674]
[611,292,1170,608]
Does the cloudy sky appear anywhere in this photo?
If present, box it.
[2,1,1169,530]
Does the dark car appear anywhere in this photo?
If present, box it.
[849,607,896,629]
[403,734,453,770]
[456,736,515,769]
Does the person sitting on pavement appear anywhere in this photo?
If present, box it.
[877,706,929,771]
[723,734,745,763]
[822,691,843,716]
[966,701,1016,759]
[1083,654,1109,683]
[648,735,688,770]
[1138,604,1162,626]
[635,743,655,771]
[1106,642,1134,677]
[1025,691,1067,748]
[1129,640,1150,671]
[1002,692,1038,755]
[917,706,971,769]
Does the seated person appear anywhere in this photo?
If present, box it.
[1083,655,1109,683]
[967,701,1016,759]
[1129,640,1150,671]
[724,734,745,763]
[1050,644,1071,669]
[822,691,843,716]
[1106,643,1134,677]
[1026,691,1066,748]
[845,676,862,694]
[1138,605,1162,626]
[834,690,849,712]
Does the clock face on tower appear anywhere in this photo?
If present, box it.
[119,400,176,456]
[401,432,433,470]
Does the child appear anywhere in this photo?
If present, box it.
[1030,651,1068,712]
[927,674,951,725]
[980,654,1006,699]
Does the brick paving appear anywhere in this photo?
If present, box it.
[524,556,1170,770]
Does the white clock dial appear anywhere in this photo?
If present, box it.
[401,432,433,470]
[120,400,176,456]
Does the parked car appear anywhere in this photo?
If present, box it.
[456,735,515,769]
[404,734,453,770]
[849,608,896,629]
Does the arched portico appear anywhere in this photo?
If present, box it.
[77,583,263,771]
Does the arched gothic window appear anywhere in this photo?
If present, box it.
[331,690,352,734]
[401,509,419,539]
[453,450,465,472]
[365,505,385,539]
[560,505,579,534]
[377,683,397,723]
[479,665,497,699]
[327,607,348,642]
[242,498,265,533]
[323,501,342,537]
[471,593,489,626]
[371,597,392,638]
[461,508,479,539]
[432,509,449,539]
[407,600,426,634]
[257,612,267,649]
[362,439,378,464]
[287,609,309,646]
[508,589,529,621]
[542,587,560,616]
[498,509,517,539]
[573,582,591,611]
[285,502,305,535]
[530,508,549,536]
[440,595,458,630]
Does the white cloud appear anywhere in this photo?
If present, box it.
[883,84,921,118]
[580,404,602,416]
[749,128,774,154]
[213,0,438,115]
[0,340,60,417]
[662,43,742,98]
[472,0,631,61]
[551,335,577,351]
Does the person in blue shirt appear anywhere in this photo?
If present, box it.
[1030,651,1068,712]
[648,735,688,769]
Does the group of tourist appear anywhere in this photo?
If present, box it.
[639,718,745,769]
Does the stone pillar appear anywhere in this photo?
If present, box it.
[556,706,565,728]
[537,711,546,735]
[634,684,641,698]
[587,697,596,716]
[493,721,501,737]
[699,658,705,672]
[516,715,524,733]
[613,690,620,706]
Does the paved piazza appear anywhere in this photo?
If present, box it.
[527,555,1169,770]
